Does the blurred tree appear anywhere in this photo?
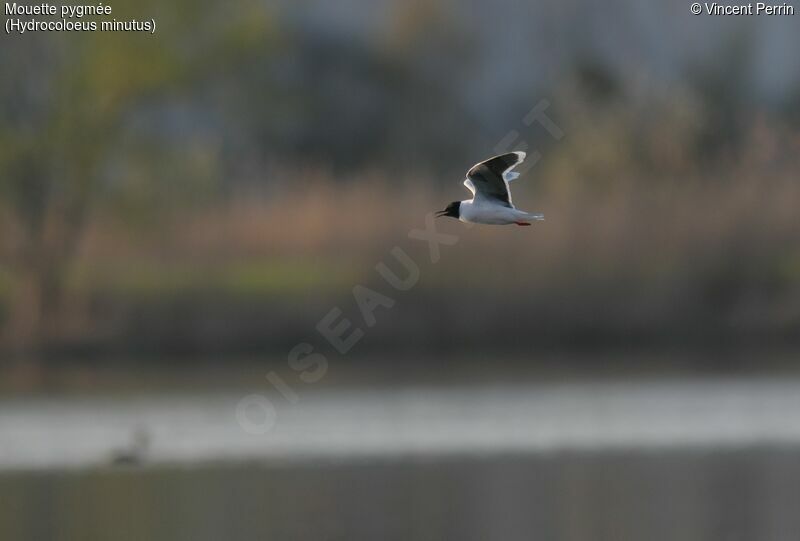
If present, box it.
[0,0,278,362]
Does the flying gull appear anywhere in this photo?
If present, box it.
[436,152,544,226]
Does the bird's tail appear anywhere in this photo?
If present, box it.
[522,212,545,221]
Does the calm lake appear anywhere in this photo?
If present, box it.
[3,374,800,540]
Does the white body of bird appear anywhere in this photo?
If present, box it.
[458,198,544,225]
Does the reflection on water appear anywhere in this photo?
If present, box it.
[3,376,800,539]
[4,378,800,469]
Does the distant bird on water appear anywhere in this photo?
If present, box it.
[436,151,544,226]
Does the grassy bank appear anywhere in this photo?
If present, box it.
[2,152,799,360]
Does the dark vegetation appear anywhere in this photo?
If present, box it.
[1,0,799,366]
